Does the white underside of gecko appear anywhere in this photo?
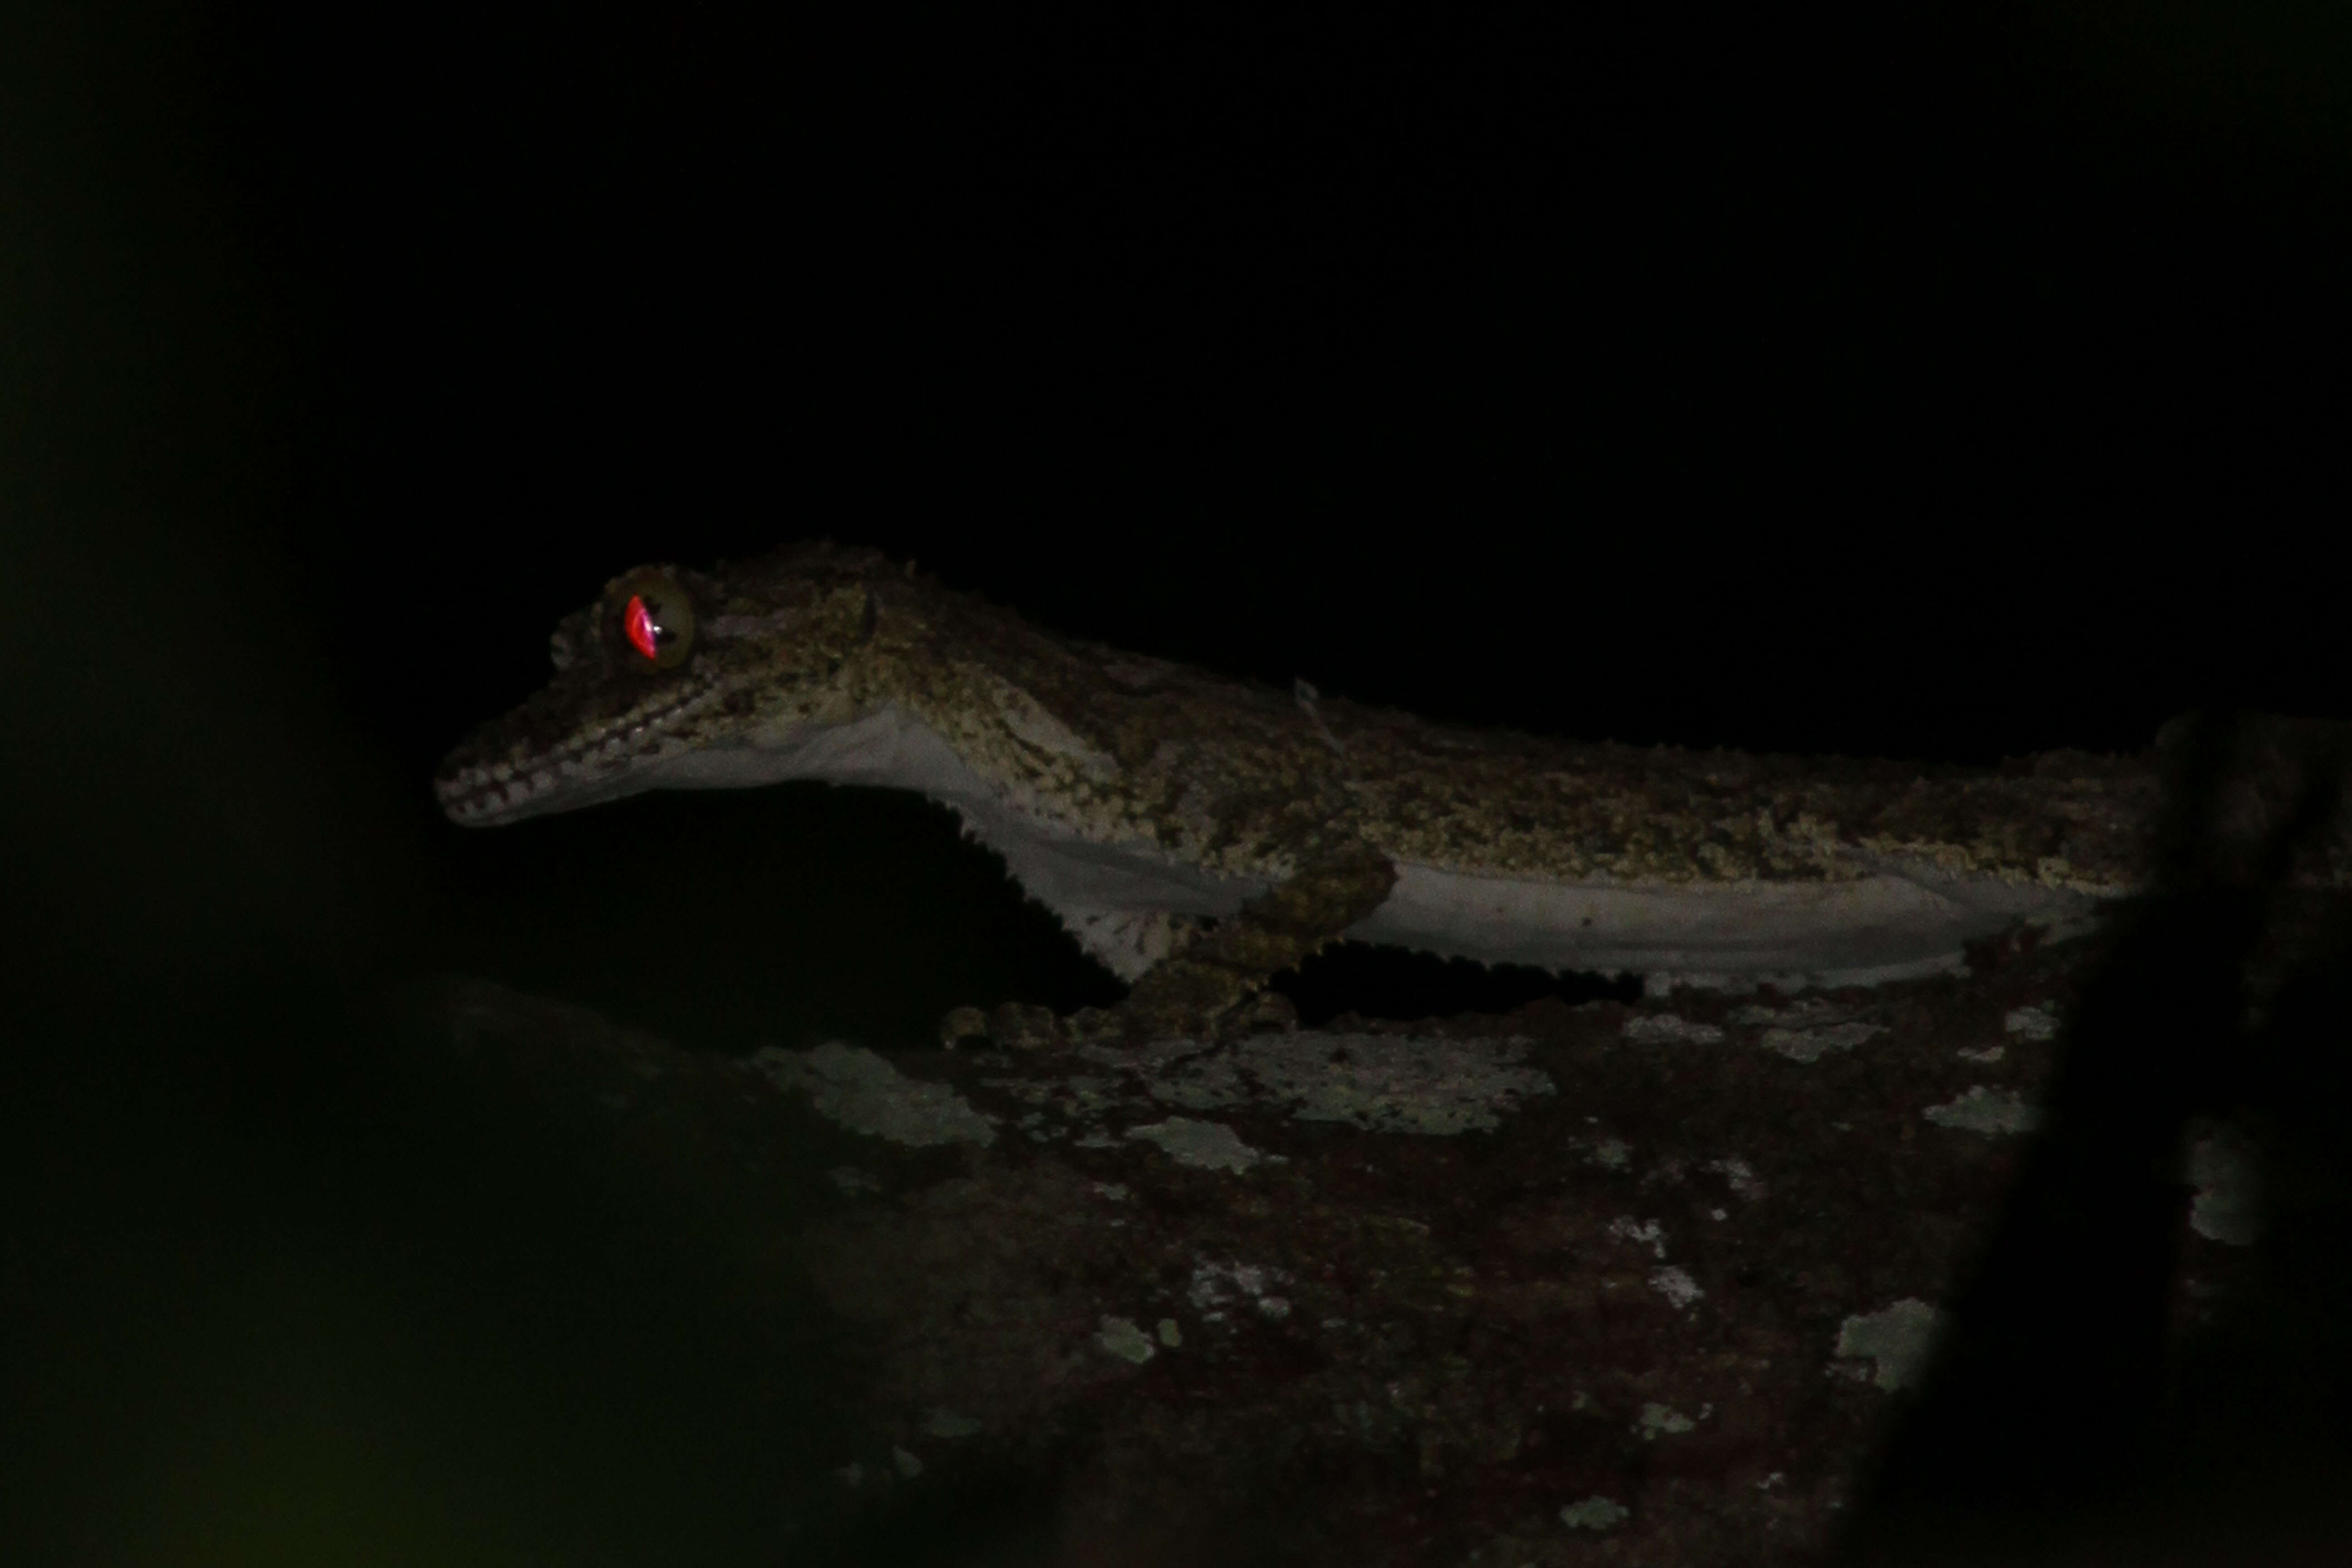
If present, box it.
[502,704,2109,992]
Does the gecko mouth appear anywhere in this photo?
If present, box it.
[435,681,725,825]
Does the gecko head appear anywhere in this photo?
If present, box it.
[434,543,898,826]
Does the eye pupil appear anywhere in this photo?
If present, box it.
[623,594,664,662]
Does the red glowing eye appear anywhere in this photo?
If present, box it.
[623,594,661,662]
[608,568,695,672]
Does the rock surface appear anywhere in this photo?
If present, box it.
[399,915,2278,1565]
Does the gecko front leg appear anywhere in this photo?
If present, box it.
[1116,842,1399,1039]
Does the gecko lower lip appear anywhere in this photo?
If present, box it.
[437,684,725,823]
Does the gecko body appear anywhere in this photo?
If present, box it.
[435,544,2343,1031]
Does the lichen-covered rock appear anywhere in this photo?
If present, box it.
[392,904,2304,1567]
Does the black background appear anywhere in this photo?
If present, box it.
[5,2,2350,1563]
[300,2,2349,770]
[23,1,2352,779]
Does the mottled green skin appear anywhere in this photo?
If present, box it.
[437,542,2347,1034]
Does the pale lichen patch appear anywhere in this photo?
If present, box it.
[2004,1002,2060,1040]
[752,1043,997,1147]
[1561,1495,1630,1529]
[1124,1117,1273,1172]
[1607,1216,1668,1259]
[1650,1266,1705,1308]
[1923,1085,2043,1136]
[2185,1121,2263,1246]
[1095,1316,1157,1364]
[1758,1019,1886,1062]
[1834,1298,1950,1391]
[1187,1259,1294,1321]
[1635,1402,1699,1440]
[1731,1000,1888,1063]
[1622,1013,1727,1045]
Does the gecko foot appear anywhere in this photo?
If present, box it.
[1116,845,1394,1041]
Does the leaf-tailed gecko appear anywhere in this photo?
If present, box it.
[435,542,2348,1037]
